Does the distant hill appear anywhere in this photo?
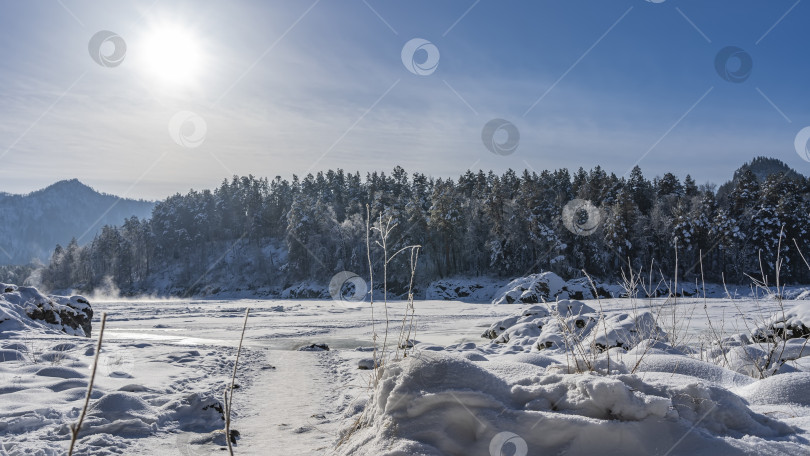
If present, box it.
[731,156,804,182]
[0,180,154,265]
[716,156,806,204]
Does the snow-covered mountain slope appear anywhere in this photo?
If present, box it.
[0,179,154,265]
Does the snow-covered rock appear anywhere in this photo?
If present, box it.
[492,272,620,304]
[281,281,329,299]
[593,311,666,351]
[493,272,568,304]
[481,300,665,355]
[425,277,503,302]
[299,343,330,351]
[0,283,92,337]
[754,302,810,342]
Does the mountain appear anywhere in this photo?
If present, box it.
[716,156,806,204]
[0,179,155,265]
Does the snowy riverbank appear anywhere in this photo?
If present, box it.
[1,289,809,455]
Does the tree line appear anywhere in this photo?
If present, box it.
[40,157,810,295]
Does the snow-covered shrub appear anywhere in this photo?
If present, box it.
[481,300,668,374]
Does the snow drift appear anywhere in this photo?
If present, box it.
[338,300,810,455]
[338,352,802,455]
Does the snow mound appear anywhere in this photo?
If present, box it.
[509,352,561,368]
[159,392,226,432]
[634,354,755,388]
[492,272,620,304]
[0,283,93,337]
[0,348,25,362]
[594,311,666,350]
[60,389,227,440]
[35,366,85,379]
[60,392,160,438]
[734,372,810,407]
[338,352,797,456]
[625,339,684,356]
[481,300,666,354]
[89,392,156,422]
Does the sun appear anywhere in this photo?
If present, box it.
[140,24,203,85]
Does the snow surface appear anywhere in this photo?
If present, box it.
[1,294,809,455]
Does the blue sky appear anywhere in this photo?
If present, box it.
[0,0,808,199]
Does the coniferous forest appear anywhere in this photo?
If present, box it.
[40,157,810,295]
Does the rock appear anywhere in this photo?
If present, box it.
[0,284,93,337]
[425,277,503,302]
[299,343,330,352]
[492,272,621,304]
[358,358,376,370]
[281,282,328,299]
[753,302,810,342]
[25,295,93,336]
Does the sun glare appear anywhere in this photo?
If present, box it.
[140,25,203,85]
